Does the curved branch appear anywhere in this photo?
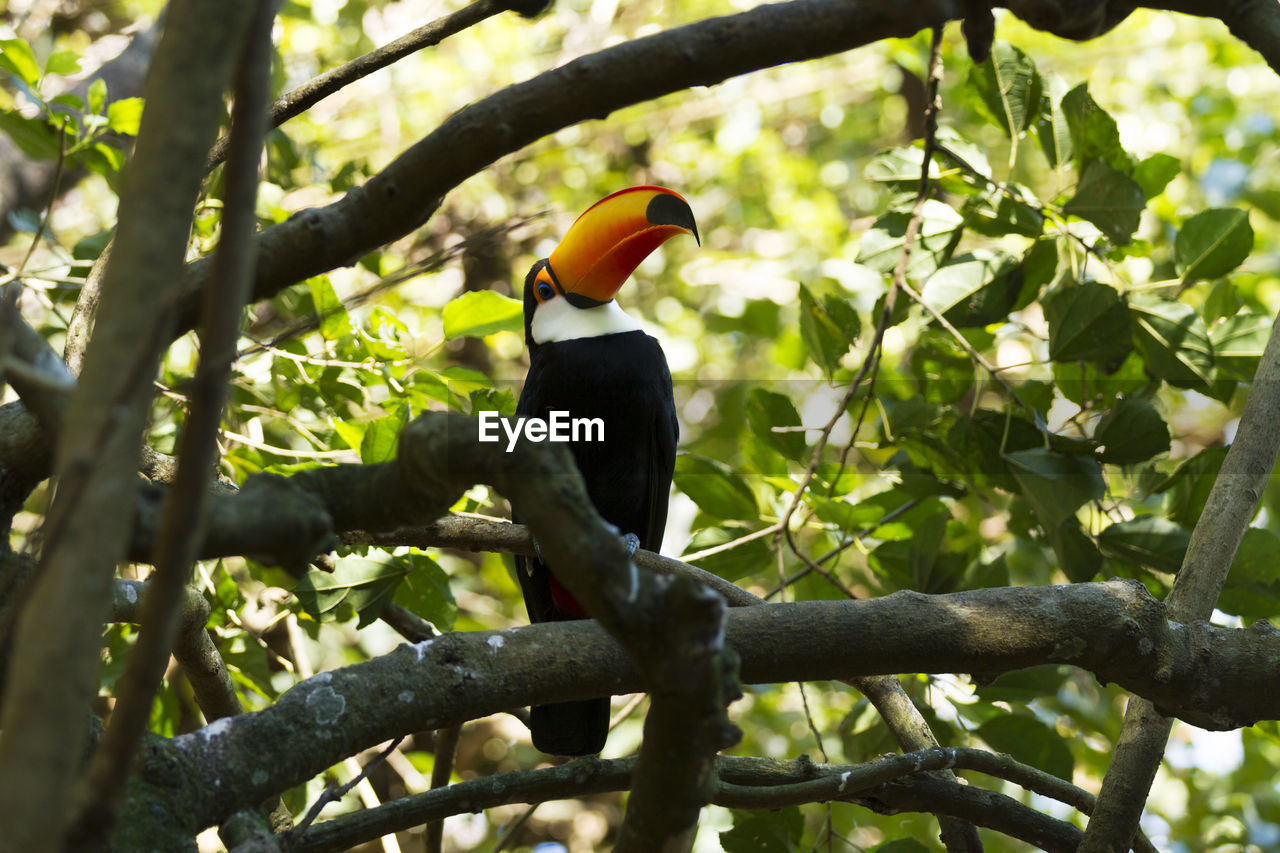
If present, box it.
[122,576,1280,842]
[170,0,947,334]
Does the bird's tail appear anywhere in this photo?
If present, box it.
[530,697,610,756]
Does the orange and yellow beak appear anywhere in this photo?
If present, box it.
[545,186,698,306]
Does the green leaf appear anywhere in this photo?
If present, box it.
[360,411,405,464]
[721,808,803,853]
[1175,208,1253,282]
[1211,312,1271,359]
[1063,159,1145,245]
[331,418,366,451]
[391,552,457,631]
[746,388,806,462]
[1098,516,1190,573]
[0,38,41,87]
[87,77,107,115]
[1035,73,1072,168]
[1005,447,1105,530]
[976,714,1075,782]
[873,841,932,853]
[1133,153,1180,199]
[968,42,1041,137]
[1051,518,1102,582]
[674,454,758,521]
[1230,528,1280,585]
[921,251,1019,327]
[681,526,770,582]
[1154,446,1227,529]
[856,199,963,277]
[441,290,523,340]
[44,50,82,76]
[1094,397,1170,465]
[106,97,144,136]
[294,554,409,626]
[798,284,860,377]
[1061,83,1131,173]
[308,275,352,340]
[1042,281,1133,365]
[1130,297,1214,389]
[968,186,1045,238]
[0,110,60,159]
[976,666,1071,704]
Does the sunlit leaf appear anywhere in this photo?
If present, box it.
[106,97,144,136]
[0,38,41,87]
[308,275,352,341]
[294,554,409,627]
[1061,83,1131,173]
[44,50,82,76]
[856,199,963,277]
[968,42,1041,137]
[1134,153,1180,199]
[1036,72,1072,167]
[442,290,523,340]
[798,284,860,377]
[746,388,806,462]
[392,552,457,631]
[921,250,1019,327]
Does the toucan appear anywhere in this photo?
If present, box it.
[515,186,698,755]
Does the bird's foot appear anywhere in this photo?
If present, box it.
[620,533,640,557]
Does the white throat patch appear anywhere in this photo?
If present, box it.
[531,296,641,345]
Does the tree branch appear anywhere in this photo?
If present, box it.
[72,2,277,839]
[169,0,947,336]
[0,0,254,847]
[1081,306,1280,848]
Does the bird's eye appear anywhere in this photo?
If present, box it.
[536,280,555,302]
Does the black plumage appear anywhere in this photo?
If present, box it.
[514,328,677,755]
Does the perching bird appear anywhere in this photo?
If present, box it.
[515,186,698,755]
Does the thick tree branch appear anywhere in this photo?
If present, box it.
[0,0,253,848]
[98,578,1275,841]
[170,0,947,336]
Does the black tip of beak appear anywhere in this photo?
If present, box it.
[646,193,700,246]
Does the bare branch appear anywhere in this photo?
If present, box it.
[0,0,255,846]
[74,3,278,837]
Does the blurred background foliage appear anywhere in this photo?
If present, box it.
[4,0,1280,850]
